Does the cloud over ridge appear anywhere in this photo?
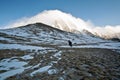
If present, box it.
[2,10,120,39]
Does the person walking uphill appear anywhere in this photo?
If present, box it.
[68,40,72,47]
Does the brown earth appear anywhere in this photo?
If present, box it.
[1,47,120,80]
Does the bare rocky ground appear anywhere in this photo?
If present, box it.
[0,45,120,80]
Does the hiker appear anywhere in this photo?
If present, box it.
[68,40,72,47]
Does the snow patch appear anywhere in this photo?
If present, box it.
[0,58,26,71]
[53,51,62,60]
[0,43,52,50]
[48,69,58,75]
[60,42,120,50]
[30,65,51,76]
[21,55,33,60]
[0,58,30,80]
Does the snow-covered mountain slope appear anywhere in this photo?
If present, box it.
[3,10,120,40]
[5,10,89,32]
[0,23,102,45]
[0,23,120,50]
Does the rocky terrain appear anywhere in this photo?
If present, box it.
[0,47,120,80]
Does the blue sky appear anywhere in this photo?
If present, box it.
[0,0,120,28]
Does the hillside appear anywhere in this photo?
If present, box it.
[0,23,120,80]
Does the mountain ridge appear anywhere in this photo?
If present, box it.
[1,22,120,42]
[0,22,107,46]
[3,10,120,40]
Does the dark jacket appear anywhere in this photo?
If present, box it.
[68,40,72,47]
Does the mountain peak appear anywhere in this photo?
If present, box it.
[3,10,120,40]
[34,10,89,32]
[5,10,89,32]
